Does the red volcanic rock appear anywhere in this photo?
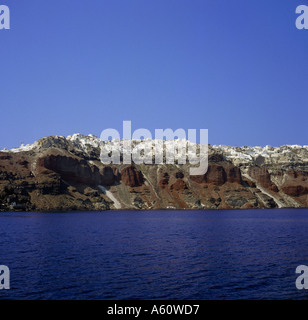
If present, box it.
[190,163,242,185]
[38,154,101,186]
[286,170,308,180]
[120,165,144,187]
[248,166,278,192]
[205,165,227,185]
[190,174,205,184]
[1,138,308,212]
[170,179,187,191]
[159,173,169,189]
[191,164,226,185]
[270,185,279,192]
[225,164,243,184]
[281,185,308,197]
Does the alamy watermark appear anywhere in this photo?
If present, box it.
[100,121,208,176]
[296,265,308,290]
[0,265,10,290]
[0,5,10,29]
[2,4,308,31]
[296,5,308,29]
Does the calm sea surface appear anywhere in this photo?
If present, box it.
[0,209,308,300]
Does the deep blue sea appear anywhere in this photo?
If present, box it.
[0,209,308,300]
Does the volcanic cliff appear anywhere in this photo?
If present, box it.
[0,134,307,211]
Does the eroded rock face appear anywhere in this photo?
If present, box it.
[204,165,227,185]
[281,185,308,197]
[191,164,242,185]
[170,179,187,191]
[191,164,226,185]
[225,164,243,184]
[248,167,278,192]
[120,165,144,187]
[0,136,307,211]
[159,173,169,189]
[38,155,101,186]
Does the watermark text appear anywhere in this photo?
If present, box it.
[0,265,10,290]
[100,121,208,176]
[295,265,308,289]
[0,5,10,30]
[296,5,308,29]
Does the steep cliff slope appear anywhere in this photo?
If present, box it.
[0,135,307,211]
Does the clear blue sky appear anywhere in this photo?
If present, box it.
[0,0,307,149]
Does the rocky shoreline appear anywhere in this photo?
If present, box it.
[0,134,307,212]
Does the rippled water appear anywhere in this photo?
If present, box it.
[0,209,308,300]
